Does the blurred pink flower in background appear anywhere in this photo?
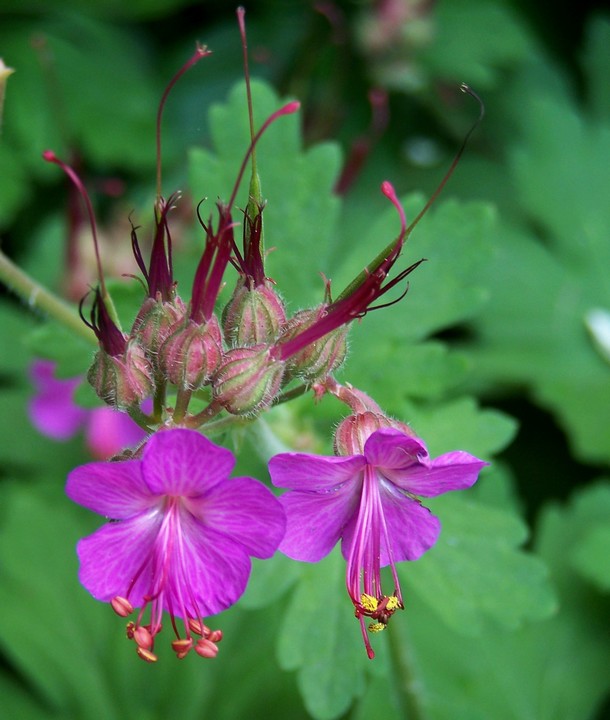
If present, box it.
[29,359,148,459]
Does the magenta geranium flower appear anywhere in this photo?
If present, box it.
[269,427,487,659]
[66,428,286,661]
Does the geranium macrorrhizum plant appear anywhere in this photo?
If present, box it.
[11,9,487,663]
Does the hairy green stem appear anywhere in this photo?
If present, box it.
[0,249,96,345]
[152,374,167,422]
[185,399,224,429]
[172,387,192,424]
[273,382,308,405]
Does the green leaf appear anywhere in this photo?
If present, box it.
[405,494,557,634]
[0,0,193,18]
[0,480,123,718]
[332,197,496,342]
[0,16,159,175]
[0,143,29,226]
[581,15,610,124]
[0,381,88,472]
[401,396,518,459]
[188,79,342,308]
[0,671,51,719]
[240,553,302,611]
[0,301,36,375]
[25,322,94,378]
[571,523,610,592]
[344,339,469,409]
[277,549,366,720]
[467,31,610,464]
[396,482,610,720]
[569,480,610,592]
[417,0,532,89]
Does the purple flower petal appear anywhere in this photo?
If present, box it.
[384,451,488,497]
[339,481,441,565]
[77,510,161,602]
[142,428,235,496]
[380,480,442,561]
[269,452,366,491]
[66,460,154,518]
[189,476,285,559]
[363,429,428,469]
[278,483,360,562]
[174,514,254,616]
[28,360,88,440]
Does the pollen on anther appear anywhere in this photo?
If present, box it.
[386,596,400,611]
[136,646,158,663]
[368,622,386,633]
[360,593,378,612]
[172,638,193,658]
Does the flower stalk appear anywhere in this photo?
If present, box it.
[0,249,97,344]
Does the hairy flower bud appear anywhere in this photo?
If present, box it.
[88,339,154,409]
[132,295,187,359]
[222,283,287,347]
[279,307,348,383]
[161,316,223,390]
[213,345,284,416]
[334,411,414,456]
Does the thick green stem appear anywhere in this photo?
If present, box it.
[0,249,96,345]
[172,387,192,424]
[387,622,428,720]
[151,373,167,422]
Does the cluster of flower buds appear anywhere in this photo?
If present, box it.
[46,97,421,435]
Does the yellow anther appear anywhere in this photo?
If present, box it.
[360,594,378,612]
[386,596,400,611]
[368,622,386,633]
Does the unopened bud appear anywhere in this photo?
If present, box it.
[132,295,187,358]
[88,339,154,408]
[213,345,284,416]
[161,316,223,390]
[222,283,286,347]
[334,411,414,455]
